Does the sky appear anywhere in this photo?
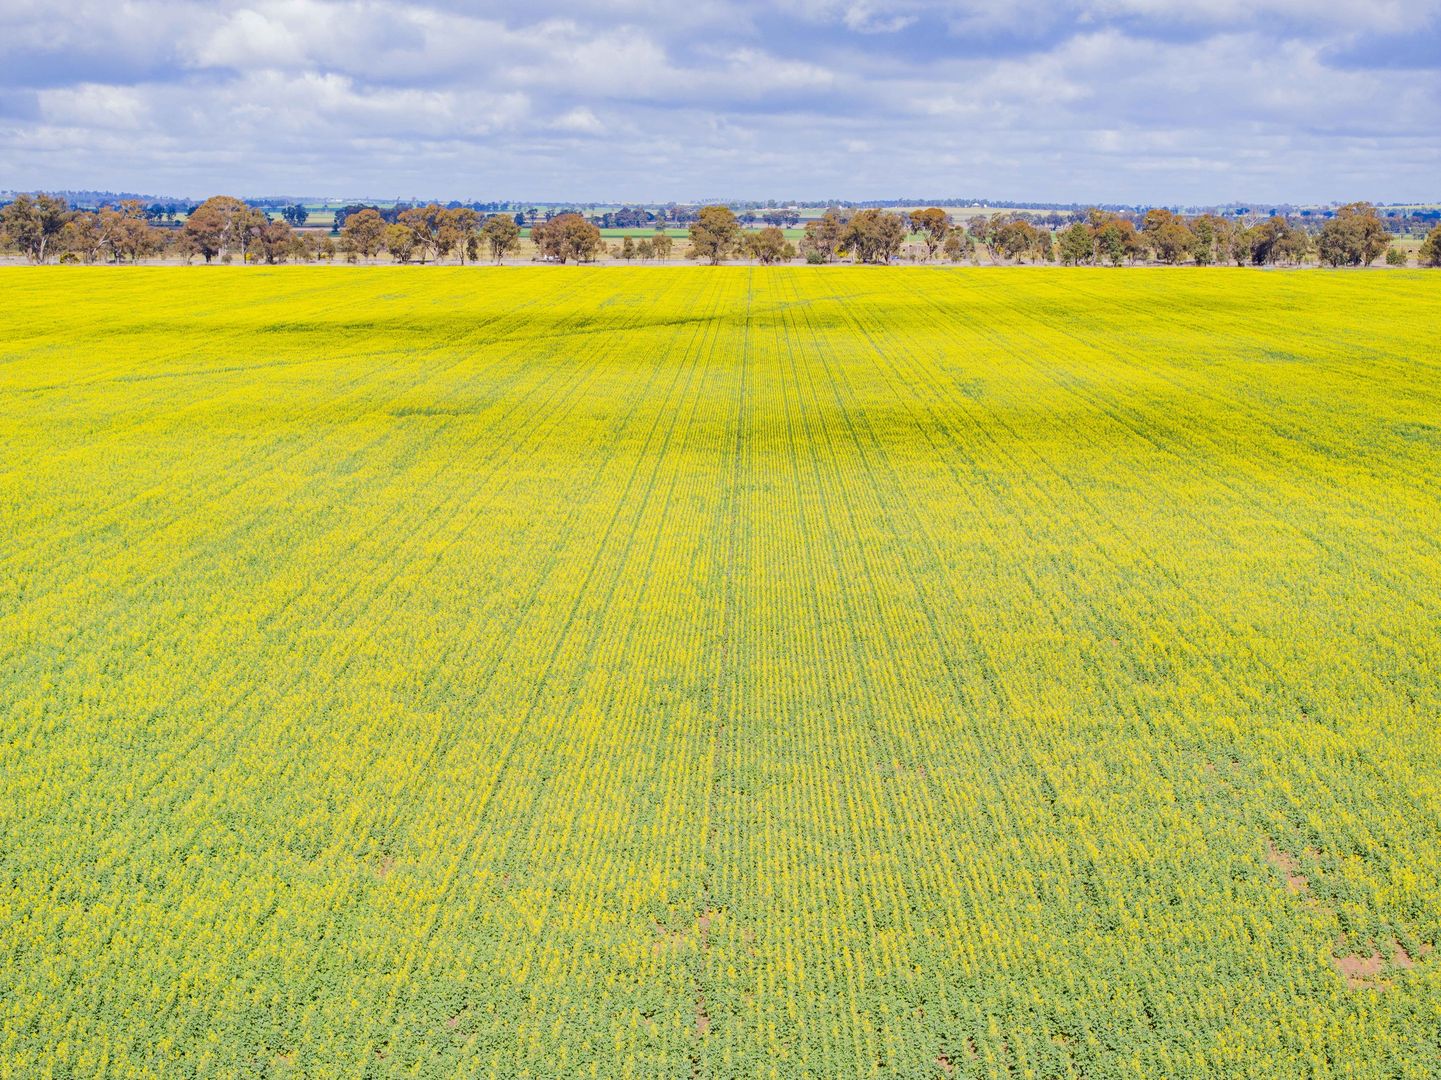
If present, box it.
[1,0,1438,205]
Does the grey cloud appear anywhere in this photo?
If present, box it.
[0,0,1437,202]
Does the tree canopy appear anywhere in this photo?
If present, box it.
[909,208,950,261]
[839,209,907,264]
[1318,203,1390,267]
[799,210,846,264]
[180,196,264,263]
[532,213,602,264]
[743,226,794,265]
[688,206,742,265]
[1420,224,1441,268]
[3,193,1433,272]
[481,214,521,263]
[0,194,72,263]
[341,209,387,262]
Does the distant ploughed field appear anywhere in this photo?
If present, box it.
[2,267,1439,1077]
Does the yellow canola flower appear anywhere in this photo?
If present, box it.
[0,266,1437,1078]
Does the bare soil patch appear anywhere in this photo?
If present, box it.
[695,997,711,1037]
[1333,948,1386,990]
[1265,841,1308,893]
[652,920,686,955]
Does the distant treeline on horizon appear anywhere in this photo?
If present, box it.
[5,190,1439,219]
[2,193,1439,270]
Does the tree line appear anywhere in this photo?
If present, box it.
[783,203,1427,268]
[3,193,1439,269]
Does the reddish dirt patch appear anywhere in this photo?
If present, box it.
[936,1052,954,1075]
[741,927,757,957]
[1391,939,1434,967]
[1266,842,1308,893]
[1331,935,1433,989]
[1334,949,1386,990]
[651,922,686,955]
[697,909,718,950]
[695,995,711,1037]
[376,856,395,880]
[691,908,720,1044]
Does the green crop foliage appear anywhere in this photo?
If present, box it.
[1,267,1439,1078]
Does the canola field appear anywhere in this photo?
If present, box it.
[2,267,1439,1079]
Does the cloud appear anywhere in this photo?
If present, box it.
[0,0,1437,202]
[551,105,606,134]
[38,84,151,130]
[187,6,313,69]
